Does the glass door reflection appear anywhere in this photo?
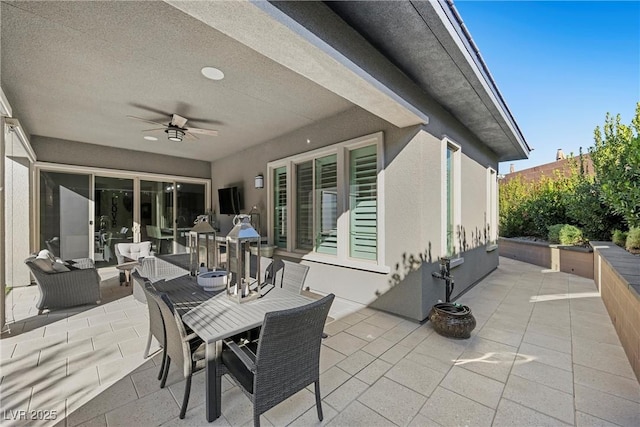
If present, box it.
[94,176,134,266]
[140,180,175,255]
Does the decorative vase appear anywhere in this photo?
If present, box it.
[429,302,476,339]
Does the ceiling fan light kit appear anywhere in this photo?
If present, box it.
[166,127,185,142]
[127,113,218,142]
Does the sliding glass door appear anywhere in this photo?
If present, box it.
[37,166,210,264]
[94,176,134,266]
[39,171,91,259]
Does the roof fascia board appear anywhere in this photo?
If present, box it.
[1,87,37,162]
[164,0,428,128]
[427,0,530,158]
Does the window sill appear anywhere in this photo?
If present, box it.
[450,257,464,269]
[486,244,498,252]
[273,249,391,274]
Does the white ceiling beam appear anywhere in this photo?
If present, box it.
[165,0,428,128]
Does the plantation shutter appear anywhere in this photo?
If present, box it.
[315,155,338,255]
[296,161,313,250]
[349,145,377,260]
[273,167,287,248]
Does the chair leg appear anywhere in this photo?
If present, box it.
[160,357,171,388]
[314,380,323,421]
[143,332,153,358]
[254,412,261,427]
[179,373,192,419]
[157,348,167,381]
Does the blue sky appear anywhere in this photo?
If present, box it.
[454,0,640,173]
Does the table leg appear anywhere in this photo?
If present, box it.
[205,340,222,422]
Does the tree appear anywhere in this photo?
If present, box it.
[590,103,640,228]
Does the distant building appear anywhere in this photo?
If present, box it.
[501,149,593,184]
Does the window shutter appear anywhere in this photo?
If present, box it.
[315,155,337,255]
[296,161,313,250]
[349,145,377,260]
[273,167,287,248]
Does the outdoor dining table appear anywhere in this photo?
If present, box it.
[154,276,315,422]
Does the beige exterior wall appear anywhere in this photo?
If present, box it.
[212,105,500,320]
[31,136,211,179]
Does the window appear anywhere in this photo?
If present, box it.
[487,168,498,245]
[273,166,287,248]
[268,132,384,269]
[350,145,377,260]
[442,137,461,256]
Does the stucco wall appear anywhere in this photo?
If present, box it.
[211,105,499,321]
[30,136,211,179]
[4,154,31,287]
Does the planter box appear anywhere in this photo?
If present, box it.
[591,241,640,382]
[499,237,594,279]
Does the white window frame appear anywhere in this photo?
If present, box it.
[267,132,388,273]
[441,136,461,258]
[486,167,498,249]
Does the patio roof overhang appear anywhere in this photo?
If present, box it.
[1,0,528,163]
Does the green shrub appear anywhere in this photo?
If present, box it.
[559,225,584,245]
[548,224,564,244]
[612,229,628,247]
[626,227,640,251]
[548,224,584,245]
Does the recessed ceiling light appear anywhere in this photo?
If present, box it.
[306,139,311,144]
[144,136,158,141]
[201,66,224,81]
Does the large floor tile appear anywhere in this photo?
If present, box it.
[502,375,574,424]
[323,377,369,412]
[573,364,640,403]
[511,360,574,394]
[420,386,495,427]
[517,342,572,372]
[66,377,139,426]
[322,332,368,356]
[384,358,445,397]
[358,377,426,426]
[326,400,394,427]
[104,388,179,426]
[493,398,571,427]
[344,322,388,342]
[263,388,316,426]
[440,366,505,409]
[574,383,640,427]
[336,350,375,375]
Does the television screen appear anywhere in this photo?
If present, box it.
[218,187,242,214]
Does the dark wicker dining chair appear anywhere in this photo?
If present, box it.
[220,293,335,427]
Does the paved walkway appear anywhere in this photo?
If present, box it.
[1,258,639,426]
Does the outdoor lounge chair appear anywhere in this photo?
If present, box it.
[220,293,335,427]
[24,250,101,314]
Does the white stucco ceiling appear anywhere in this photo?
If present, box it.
[1,1,361,161]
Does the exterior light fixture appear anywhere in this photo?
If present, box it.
[255,174,264,189]
[166,127,185,142]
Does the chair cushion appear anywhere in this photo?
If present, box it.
[37,249,56,263]
[221,341,258,394]
[116,242,152,261]
[32,258,55,273]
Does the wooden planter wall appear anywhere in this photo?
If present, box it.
[592,242,640,382]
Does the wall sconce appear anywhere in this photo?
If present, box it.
[255,174,264,189]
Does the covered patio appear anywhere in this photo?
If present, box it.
[2,257,638,427]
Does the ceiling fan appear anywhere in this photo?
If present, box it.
[127,113,218,142]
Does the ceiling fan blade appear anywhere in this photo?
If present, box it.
[187,127,218,136]
[184,132,199,141]
[127,115,167,127]
[141,128,166,133]
[171,114,188,128]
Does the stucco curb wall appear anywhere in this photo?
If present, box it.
[499,237,593,279]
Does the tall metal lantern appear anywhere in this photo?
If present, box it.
[226,214,261,303]
[189,218,217,276]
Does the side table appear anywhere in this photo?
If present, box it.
[116,259,139,286]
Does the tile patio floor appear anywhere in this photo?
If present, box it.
[1,257,639,427]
